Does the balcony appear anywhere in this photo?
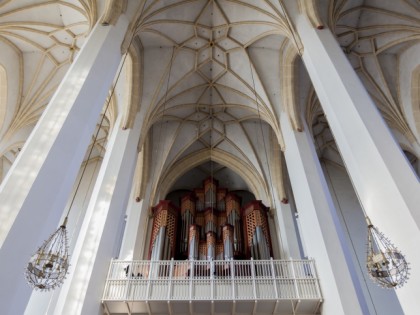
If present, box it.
[102,259,322,315]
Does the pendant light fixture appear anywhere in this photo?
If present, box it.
[317,119,410,289]
[366,217,409,288]
[25,31,135,291]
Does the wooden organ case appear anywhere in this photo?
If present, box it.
[149,178,273,260]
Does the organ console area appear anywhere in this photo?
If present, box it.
[149,177,272,262]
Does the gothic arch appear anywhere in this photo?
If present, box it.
[411,65,420,137]
[154,149,271,208]
[121,36,143,130]
[0,65,7,132]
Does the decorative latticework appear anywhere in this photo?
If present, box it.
[199,243,208,260]
[150,201,178,259]
[243,201,272,259]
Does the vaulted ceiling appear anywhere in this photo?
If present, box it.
[130,0,296,204]
[0,0,419,205]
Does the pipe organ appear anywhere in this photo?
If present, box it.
[149,178,272,260]
[243,201,272,259]
[149,201,178,260]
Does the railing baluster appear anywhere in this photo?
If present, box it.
[250,258,257,299]
[189,259,194,301]
[230,258,235,300]
[168,258,174,300]
[210,259,214,300]
[126,260,134,301]
[103,258,322,308]
[146,260,152,302]
[270,258,278,299]
[310,258,322,299]
[290,258,300,300]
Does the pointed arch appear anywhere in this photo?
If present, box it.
[121,36,143,129]
[0,65,7,131]
[154,149,271,208]
[297,0,324,29]
[281,42,302,132]
[411,65,420,137]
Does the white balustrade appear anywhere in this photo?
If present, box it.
[102,259,322,303]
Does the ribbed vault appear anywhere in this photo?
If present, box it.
[0,0,418,201]
[327,0,420,144]
[0,0,96,178]
[129,0,298,204]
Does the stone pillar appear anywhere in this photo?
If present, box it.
[52,111,143,315]
[280,113,369,315]
[118,188,144,260]
[273,197,302,259]
[0,15,129,315]
[119,190,152,260]
[293,8,420,313]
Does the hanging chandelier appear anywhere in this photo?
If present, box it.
[25,219,69,291]
[366,217,409,288]
[24,30,136,292]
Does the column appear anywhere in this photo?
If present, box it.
[118,187,143,260]
[280,113,369,315]
[0,15,129,315]
[293,9,420,313]
[273,196,302,259]
[52,111,143,315]
[119,190,153,260]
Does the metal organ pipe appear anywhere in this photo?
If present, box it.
[206,231,216,260]
[256,226,270,259]
[180,194,195,256]
[188,225,199,260]
[150,180,273,262]
[223,224,234,260]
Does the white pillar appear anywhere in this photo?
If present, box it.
[119,188,145,260]
[0,16,129,315]
[273,195,302,259]
[123,186,153,260]
[280,113,369,315]
[294,12,420,314]
[53,112,143,315]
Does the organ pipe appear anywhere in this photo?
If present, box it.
[150,178,272,261]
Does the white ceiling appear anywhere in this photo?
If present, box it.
[0,0,419,203]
